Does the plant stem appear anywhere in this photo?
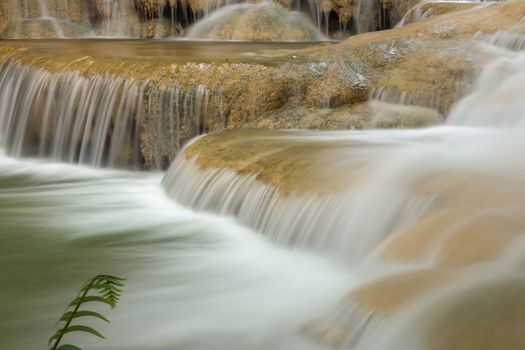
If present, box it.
[50,276,98,350]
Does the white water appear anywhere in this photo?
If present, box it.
[165,48,525,256]
[369,85,455,113]
[185,2,324,41]
[448,53,525,126]
[396,0,497,27]
[156,51,525,261]
[2,0,404,39]
[3,47,524,347]
[0,60,211,169]
[159,51,525,348]
[0,153,350,349]
[2,9,525,350]
[475,27,525,51]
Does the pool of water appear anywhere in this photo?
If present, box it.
[2,39,335,63]
[0,152,350,350]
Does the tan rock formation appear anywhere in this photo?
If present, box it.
[0,0,91,38]
[2,19,92,39]
[246,102,444,129]
[0,0,524,166]
[398,1,491,27]
[425,280,525,350]
[185,2,323,41]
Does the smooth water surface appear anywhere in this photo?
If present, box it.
[0,153,350,350]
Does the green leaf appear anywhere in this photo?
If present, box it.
[69,296,113,307]
[82,284,122,293]
[62,325,106,339]
[60,311,110,323]
[49,331,63,345]
[56,344,82,350]
[101,275,126,281]
[49,274,125,350]
[108,280,125,286]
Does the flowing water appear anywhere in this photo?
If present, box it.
[0,154,350,349]
[185,2,324,41]
[0,0,395,39]
[0,39,323,169]
[2,11,525,350]
[161,52,525,347]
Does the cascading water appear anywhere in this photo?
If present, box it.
[396,0,499,27]
[164,50,525,249]
[0,0,421,39]
[159,49,525,347]
[185,1,324,41]
[2,43,524,348]
[9,0,68,38]
[474,15,525,52]
[3,2,525,350]
[0,155,350,350]
[0,60,212,169]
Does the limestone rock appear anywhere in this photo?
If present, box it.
[185,2,323,41]
[1,0,524,167]
[246,102,444,129]
[398,0,491,27]
[2,18,92,39]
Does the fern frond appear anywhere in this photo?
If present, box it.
[55,345,81,350]
[50,325,106,342]
[49,274,125,350]
[68,295,114,307]
[60,310,110,323]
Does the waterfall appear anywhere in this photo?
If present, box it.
[447,53,525,127]
[14,0,67,38]
[145,83,210,169]
[162,49,525,262]
[353,0,377,35]
[0,0,400,39]
[475,30,525,51]
[185,2,325,41]
[162,136,441,262]
[158,46,525,349]
[0,60,142,167]
[0,60,212,169]
[396,0,498,27]
[368,85,463,116]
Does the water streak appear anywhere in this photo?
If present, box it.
[0,60,211,169]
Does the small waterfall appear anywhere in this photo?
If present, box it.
[448,53,525,126]
[396,0,497,28]
[369,86,459,115]
[0,0,400,39]
[0,60,213,169]
[163,49,525,261]
[0,60,142,167]
[163,128,449,261]
[475,30,525,51]
[10,0,67,38]
[185,2,325,41]
[353,0,377,35]
[36,0,50,17]
[159,49,525,350]
[145,83,209,169]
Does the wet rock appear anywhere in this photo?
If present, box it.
[0,0,91,37]
[398,1,492,27]
[2,18,92,39]
[185,2,323,41]
[0,0,524,166]
[246,101,444,129]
